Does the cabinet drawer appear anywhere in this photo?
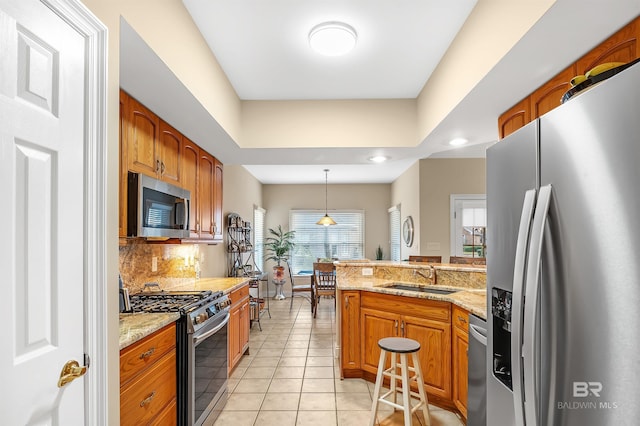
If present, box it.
[120,350,177,426]
[452,306,469,333]
[120,323,176,387]
[229,283,249,305]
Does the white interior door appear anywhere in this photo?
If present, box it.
[0,0,87,423]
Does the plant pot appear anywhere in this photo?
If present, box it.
[272,265,285,284]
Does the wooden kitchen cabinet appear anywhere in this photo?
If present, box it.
[119,90,224,242]
[157,120,182,185]
[229,283,250,372]
[213,158,224,241]
[122,91,182,185]
[452,305,470,419]
[499,16,640,139]
[120,323,177,425]
[360,292,452,400]
[124,93,160,178]
[576,17,640,75]
[181,138,200,239]
[198,151,216,240]
[498,97,531,139]
[531,65,576,119]
[340,291,361,374]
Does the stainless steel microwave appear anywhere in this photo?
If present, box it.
[127,172,190,239]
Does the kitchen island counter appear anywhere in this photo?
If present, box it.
[337,276,486,319]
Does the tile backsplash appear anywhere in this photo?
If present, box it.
[119,241,202,293]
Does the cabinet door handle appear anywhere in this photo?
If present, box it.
[458,316,467,324]
[139,347,155,359]
[196,223,200,232]
[344,295,349,308]
[160,161,165,175]
[139,391,156,407]
[156,159,160,173]
[394,320,398,335]
[400,320,405,337]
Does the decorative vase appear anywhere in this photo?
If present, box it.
[272,265,286,300]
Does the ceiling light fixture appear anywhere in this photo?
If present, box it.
[369,155,388,163]
[449,137,468,146]
[309,21,357,56]
[317,169,337,226]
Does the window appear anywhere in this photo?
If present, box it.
[253,206,265,273]
[451,195,486,258]
[289,210,365,274]
[388,205,401,261]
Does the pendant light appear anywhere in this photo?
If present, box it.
[317,169,337,226]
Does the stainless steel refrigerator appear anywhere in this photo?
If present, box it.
[486,62,640,425]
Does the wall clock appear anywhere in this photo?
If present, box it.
[403,216,414,247]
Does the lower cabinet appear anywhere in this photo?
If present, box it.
[229,283,250,372]
[360,292,452,400]
[120,323,177,425]
[452,306,470,418]
[340,290,361,373]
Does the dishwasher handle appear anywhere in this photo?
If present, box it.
[469,323,487,346]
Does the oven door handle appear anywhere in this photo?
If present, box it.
[193,312,230,346]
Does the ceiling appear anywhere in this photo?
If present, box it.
[181,0,477,100]
[119,0,640,184]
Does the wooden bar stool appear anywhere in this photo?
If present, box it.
[369,337,431,426]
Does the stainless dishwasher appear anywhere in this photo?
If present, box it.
[468,314,487,426]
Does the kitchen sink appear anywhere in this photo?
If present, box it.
[384,283,458,295]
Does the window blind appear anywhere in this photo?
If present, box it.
[389,205,401,261]
[289,210,365,274]
[253,206,265,273]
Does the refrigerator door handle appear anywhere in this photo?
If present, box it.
[522,184,552,426]
[510,189,537,426]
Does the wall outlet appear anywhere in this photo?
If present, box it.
[152,256,158,272]
[362,268,373,276]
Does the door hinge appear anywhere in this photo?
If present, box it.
[84,353,91,368]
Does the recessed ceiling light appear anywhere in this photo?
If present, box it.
[309,21,357,56]
[369,155,388,163]
[449,137,468,146]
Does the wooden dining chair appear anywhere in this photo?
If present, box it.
[312,262,337,318]
[409,255,442,263]
[287,261,314,312]
[449,256,486,265]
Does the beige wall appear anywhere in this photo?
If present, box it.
[262,183,391,264]
[241,99,417,148]
[199,165,263,278]
[391,161,421,260]
[419,159,486,263]
[416,0,554,142]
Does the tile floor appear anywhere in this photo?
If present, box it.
[209,296,465,426]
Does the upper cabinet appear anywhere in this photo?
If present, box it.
[576,18,640,74]
[119,90,223,242]
[498,97,530,139]
[498,16,640,138]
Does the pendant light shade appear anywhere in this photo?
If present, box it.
[317,169,337,226]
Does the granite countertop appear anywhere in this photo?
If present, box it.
[335,260,486,273]
[119,312,180,350]
[169,276,252,294]
[337,276,487,319]
[119,277,254,349]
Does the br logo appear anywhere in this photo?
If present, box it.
[573,382,602,398]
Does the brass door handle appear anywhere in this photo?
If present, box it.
[57,360,87,388]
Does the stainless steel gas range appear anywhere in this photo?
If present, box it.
[129,290,231,425]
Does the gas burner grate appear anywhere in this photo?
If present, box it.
[129,290,216,313]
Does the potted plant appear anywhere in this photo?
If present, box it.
[264,225,296,290]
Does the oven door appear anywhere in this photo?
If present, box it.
[189,311,230,426]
